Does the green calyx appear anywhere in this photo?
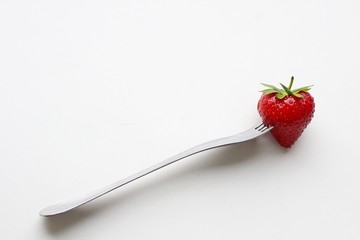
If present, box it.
[260,76,313,99]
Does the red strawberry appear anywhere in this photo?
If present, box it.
[257,77,315,148]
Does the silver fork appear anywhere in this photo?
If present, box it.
[40,122,272,217]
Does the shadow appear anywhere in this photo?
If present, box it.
[42,138,268,234]
[42,186,146,235]
[195,140,258,169]
[42,208,95,235]
[163,139,260,179]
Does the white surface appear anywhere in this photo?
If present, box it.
[1,0,360,239]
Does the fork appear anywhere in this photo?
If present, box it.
[40,122,272,216]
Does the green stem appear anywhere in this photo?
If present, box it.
[288,76,294,90]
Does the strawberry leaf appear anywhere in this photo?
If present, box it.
[260,89,278,94]
[291,85,314,93]
[260,77,312,99]
[276,92,286,99]
[280,83,292,95]
[293,92,303,98]
[261,83,281,92]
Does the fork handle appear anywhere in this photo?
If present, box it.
[39,124,270,216]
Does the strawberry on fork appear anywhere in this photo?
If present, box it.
[257,76,315,148]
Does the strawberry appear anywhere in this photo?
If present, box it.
[257,77,315,148]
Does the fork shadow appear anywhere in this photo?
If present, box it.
[42,136,277,235]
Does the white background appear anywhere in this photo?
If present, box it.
[1,0,360,239]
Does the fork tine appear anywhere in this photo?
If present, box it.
[255,123,265,130]
[255,122,270,132]
[259,125,267,132]
[260,125,268,132]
